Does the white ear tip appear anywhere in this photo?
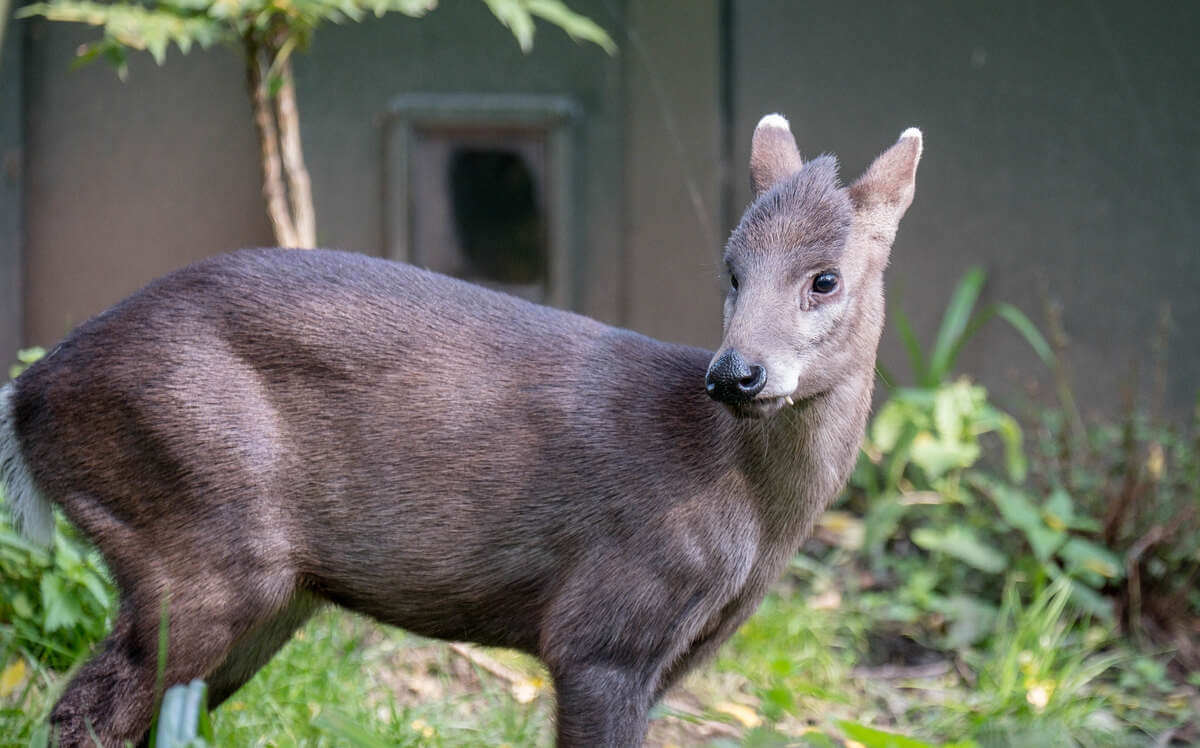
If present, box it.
[900,127,923,142]
[756,113,791,132]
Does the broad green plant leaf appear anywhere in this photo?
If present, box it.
[970,473,1064,561]
[909,431,979,480]
[1043,488,1100,532]
[933,594,999,649]
[974,403,1026,482]
[40,574,85,632]
[932,381,972,441]
[871,398,924,453]
[837,720,953,748]
[1059,537,1123,581]
[911,525,1007,574]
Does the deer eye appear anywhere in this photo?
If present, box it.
[730,274,739,291]
[812,272,838,294]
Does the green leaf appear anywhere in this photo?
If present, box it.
[909,431,979,480]
[0,527,52,560]
[795,730,840,748]
[20,0,233,70]
[927,266,985,385]
[935,594,998,649]
[527,0,615,53]
[41,575,85,632]
[8,346,46,378]
[1060,537,1123,580]
[160,0,214,11]
[863,493,906,560]
[883,423,919,490]
[837,720,939,748]
[993,302,1054,367]
[154,681,211,747]
[932,383,965,441]
[891,305,927,385]
[1044,488,1100,532]
[80,568,113,610]
[17,347,46,364]
[911,525,1007,574]
[388,0,438,17]
[1064,575,1114,619]
[145,26,169,64]
[12,592,34,620]
[28,723,51,748]
[54,531,82,565]
[482,0,535,51]
[871,399,922,453]
[975,404,1026,482]
[970,473,1064,561]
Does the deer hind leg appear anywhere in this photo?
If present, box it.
[47,602,153,748]
[48,491,299,747]
[48,587,256,746]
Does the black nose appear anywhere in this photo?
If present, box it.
[705,350,767,404]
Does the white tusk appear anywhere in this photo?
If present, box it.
[784,396,794,406]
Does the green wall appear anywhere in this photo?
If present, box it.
[14,0,1200,414]
[732,0,1200,415]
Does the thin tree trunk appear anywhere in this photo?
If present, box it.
[274,58,316,248]
[245,38,300,248]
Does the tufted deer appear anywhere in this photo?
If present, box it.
[0,115,920,747]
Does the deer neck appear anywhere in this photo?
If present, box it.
[733,363,876,546]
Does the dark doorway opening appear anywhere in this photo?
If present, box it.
[448,148,547,287]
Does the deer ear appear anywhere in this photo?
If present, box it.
[849,127,923,219]
[750,114,803,198]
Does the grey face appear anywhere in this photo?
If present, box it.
[706,116,924,419]
[707,158,855,418]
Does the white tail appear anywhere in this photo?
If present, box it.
[0,383,53,546]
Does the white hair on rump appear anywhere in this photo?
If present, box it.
[0,383,53,546]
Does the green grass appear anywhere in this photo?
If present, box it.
[4,572,1197,747]
[211,610,554,747]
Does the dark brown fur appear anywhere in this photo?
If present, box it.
[0,118,921,747]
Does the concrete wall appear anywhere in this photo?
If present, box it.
[0,8,23,360]
[21,0,624,343]
[731,0,1200,417]
[622,0,724,348]
[14,1,1200,416]
[23,21,272,343]
[292,0,624,322]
